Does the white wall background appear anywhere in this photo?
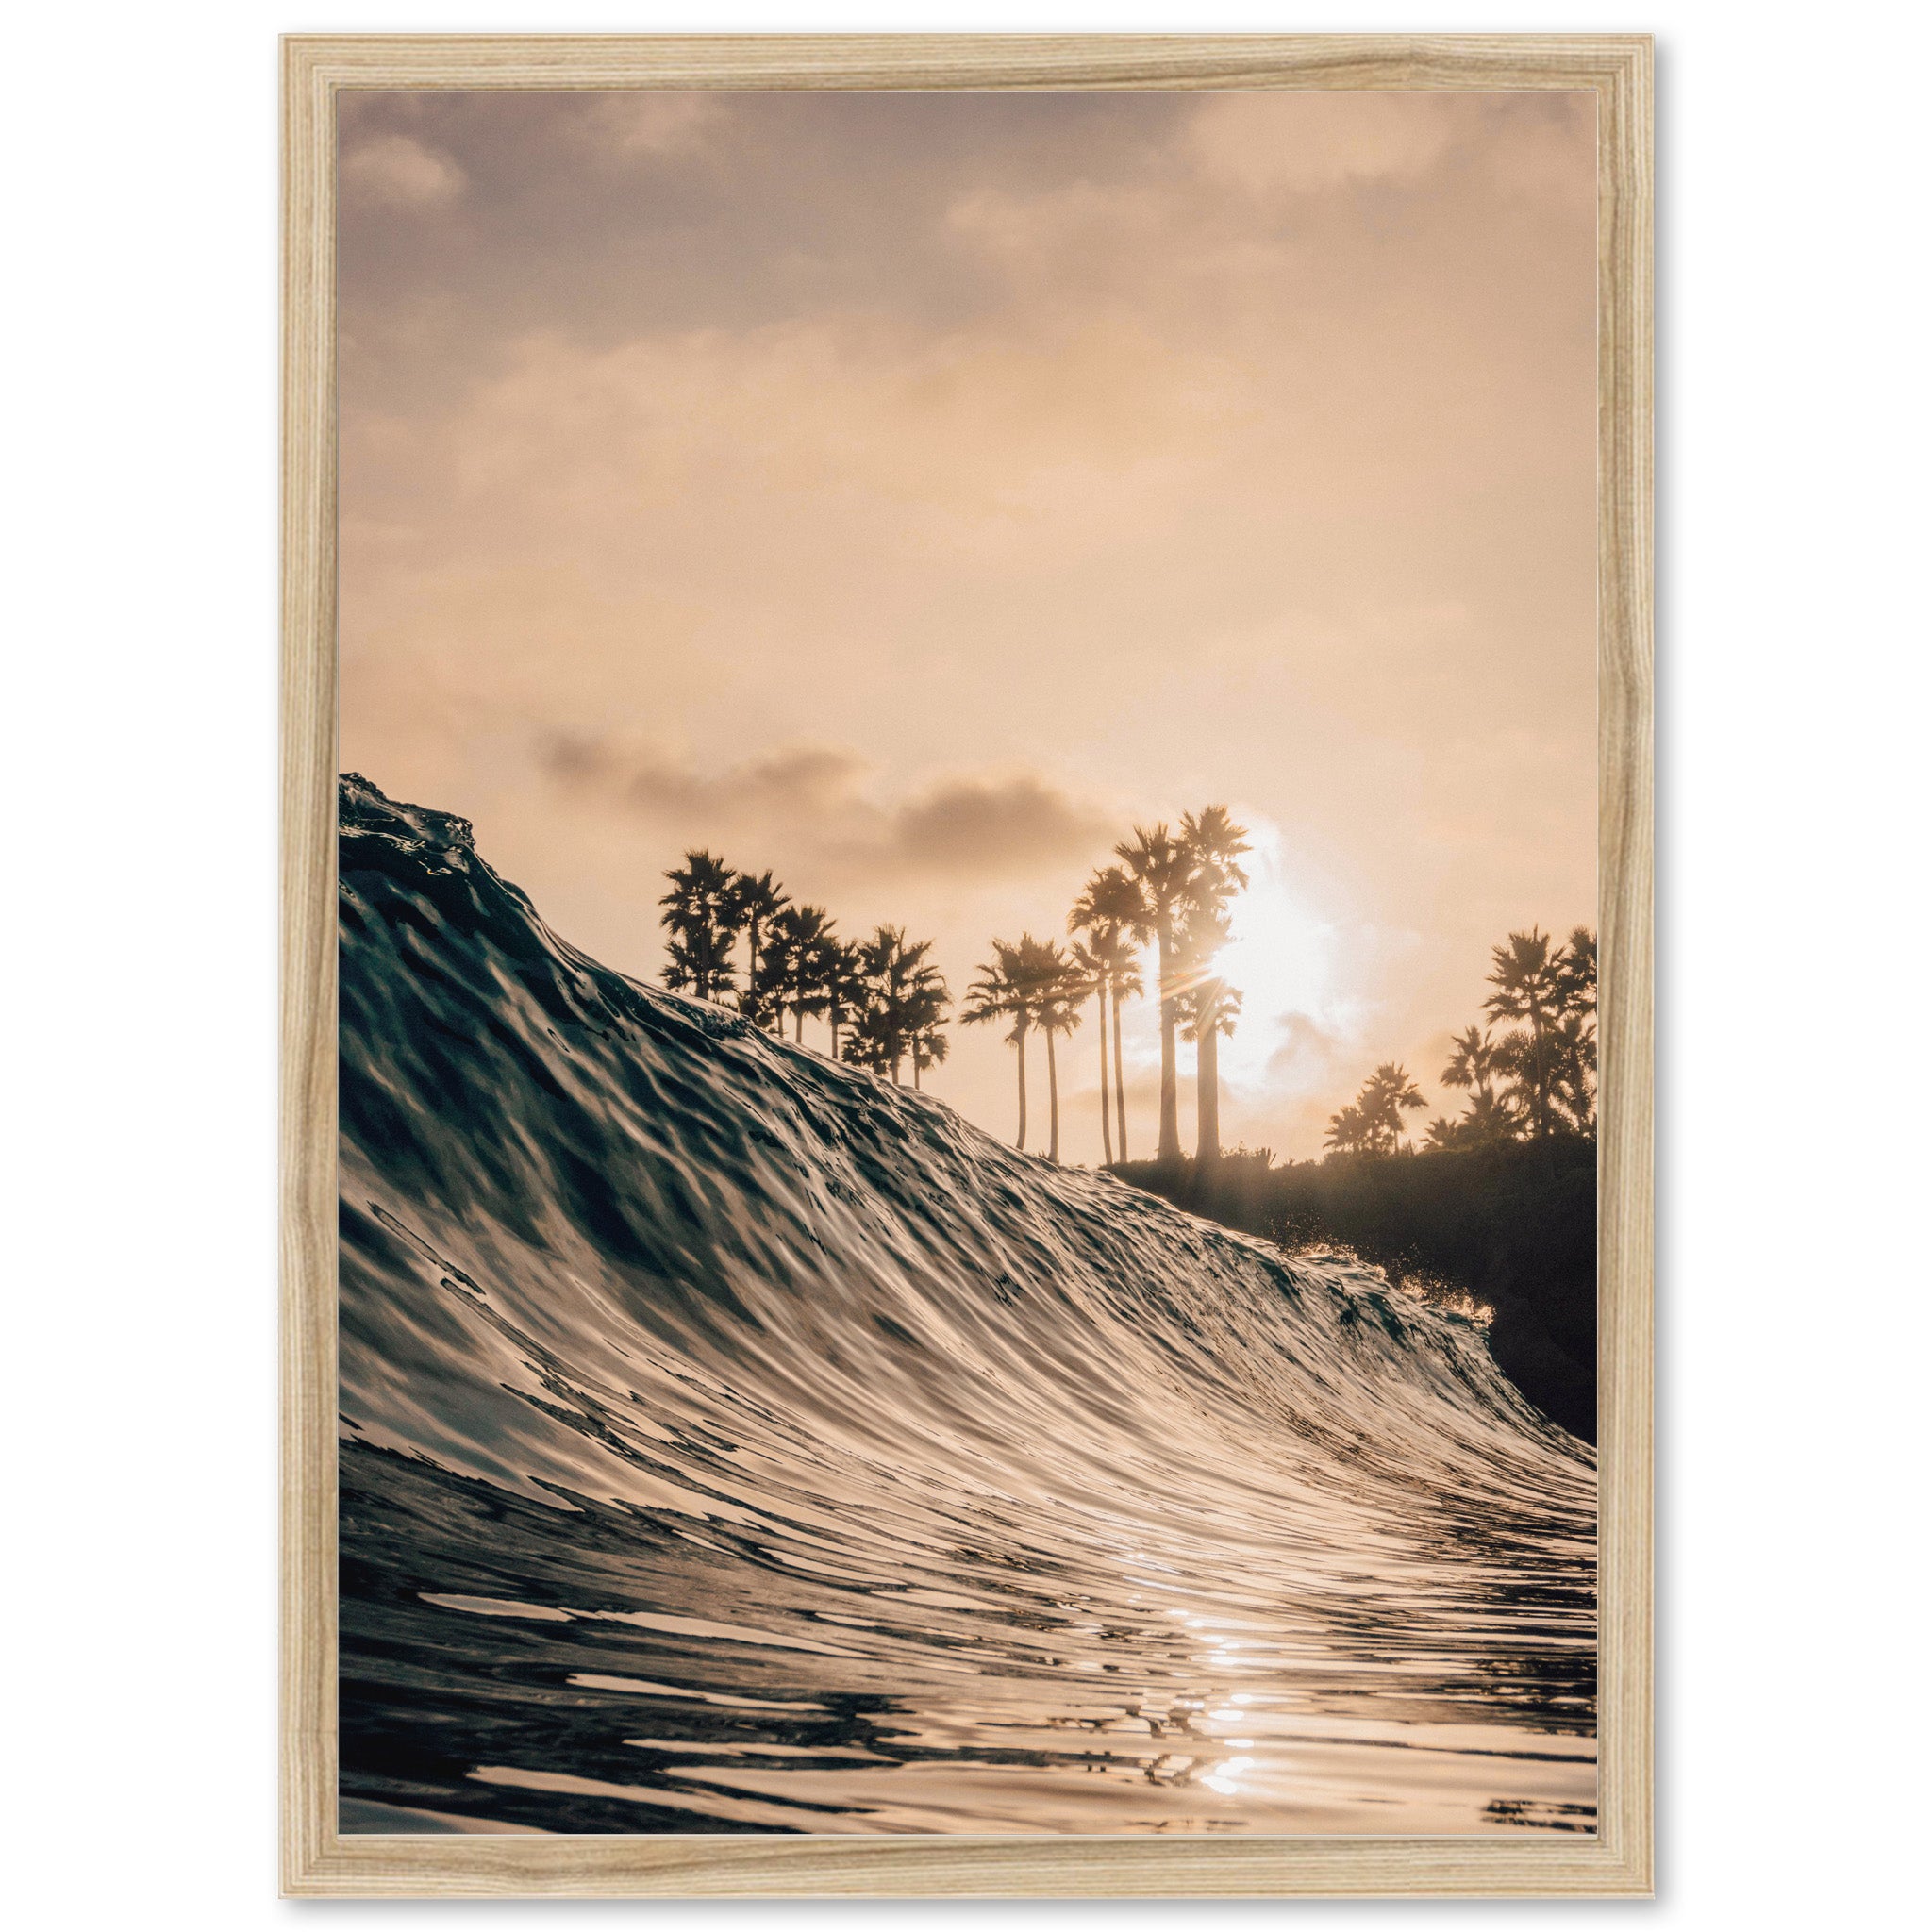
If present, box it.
[4,2,1925,1924]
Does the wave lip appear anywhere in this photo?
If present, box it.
[337,772,1597,1837]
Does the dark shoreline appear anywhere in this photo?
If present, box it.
[1112,1141,1598,1442]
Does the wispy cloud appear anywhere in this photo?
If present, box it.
[341,133,466,210]
[545,735,1113,884]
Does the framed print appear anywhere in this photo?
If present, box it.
[283,33,1652,1897]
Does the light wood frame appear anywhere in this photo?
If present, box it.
[283,32,1652,1898]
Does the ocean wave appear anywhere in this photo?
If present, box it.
[338,773,1596,1837]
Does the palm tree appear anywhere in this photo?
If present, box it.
[1553,926,1599,1134]
[900,950,953,1091]
[1363,1062,1427,1153]
[1180,805,1252,905]
[1173,808,1250,1167]
[820,936,865,1061]
[1108,948,1145,1163]
[963,939,1035,1149]
[760,903,836,1041]
[1436,1025,1519,1146]
[1441,1023,1505,1105]
[1557,926,1598,1018]
[1424,1089,1518,1151]
[1174,904,1243,1166]
[1069,864,1147,1164]
[1067,939,1112,1162]
[1324,1101,1374,1158]
[1549,1010,1598,1135]
[1327,1063,1425,1157]
[658,851,744,1002]
[1484,928,1567,1140]
[1027,941,1082,1162]
[908,1015,949,1090]
[730,869,791,1031]
[961,934,1069,1151]
[1112,825,1199,1169]
[843,926,948,1085]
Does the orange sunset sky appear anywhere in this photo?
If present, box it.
[338,87,1599,1166]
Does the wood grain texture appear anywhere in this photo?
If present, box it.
[281,32,1653,1898]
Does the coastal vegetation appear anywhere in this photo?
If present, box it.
[658,855,953,1085]
[655,838,1598,1435]
[1322,924,1598,1158]
[1119,1137,1598,1441]
[655,839,1596,1185]
[654,803,1257,1167]
[1118,930,1602,1439]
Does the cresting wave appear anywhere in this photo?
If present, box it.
[337,774,1598,1837]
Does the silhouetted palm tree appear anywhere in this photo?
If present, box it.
[821,936,865,1061]
[761,903,836,1041]
[1112,824,1198,1169]
[1553,927,1599,1134]
[1068,864,1147,1165]
[963,939,1035,1149]
[1027,940,1082,1162]
[1324,1101,1374,1158]
[1068,939,1112,1161]
[1174,808,1250,1166]
[843,926,948,1085]
[1557,926,1598,1018]
[658,851,744,1002]
[900,951,952,1091]
[1107,949,1145,1162]
[1484,928,1571,1140]
[1549,1010,1597,1135]
[1180,805,1251,904]
[1424,1090,1518,1151]
[1174,904,1243,1165]
[1441,1024,1505,1105]
[1327,1062,1425,1157]
[908,1016,949,1091]
[730,869,791,1031]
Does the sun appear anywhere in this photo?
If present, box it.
[1212,820,1336,1087]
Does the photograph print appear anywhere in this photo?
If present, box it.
[335,82,1604,1838]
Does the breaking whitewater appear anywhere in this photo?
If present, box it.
[336,774,1597,1837]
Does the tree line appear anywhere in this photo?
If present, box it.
[963,807,1250,1166]
[1324,926,1598,1158]
[655,804,1256,1171]
[658,855,950,1085]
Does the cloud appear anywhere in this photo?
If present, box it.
[1188,92,1461,194]
[545,736,1110,882]
[892,774,1113,874]
[583,92,723,157]
[342,133,466,210]
[338,89,1599,1162]
[1265,1010,1352,1091]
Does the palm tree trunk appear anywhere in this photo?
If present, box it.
[1156,915,1180,1166]
[912,1053,921,1091]
[1046,1028,1060,1162]
[1096,988,1113,1165]
[1111,989,1127,1162]
[1196,1022,1220,1165]
[1014,1023,1028,1151]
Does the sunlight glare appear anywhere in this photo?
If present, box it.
[1214,818,1336,1087]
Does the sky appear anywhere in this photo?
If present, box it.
[338,87,1598,1167]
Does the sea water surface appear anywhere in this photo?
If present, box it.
[337,774,1597,1837]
